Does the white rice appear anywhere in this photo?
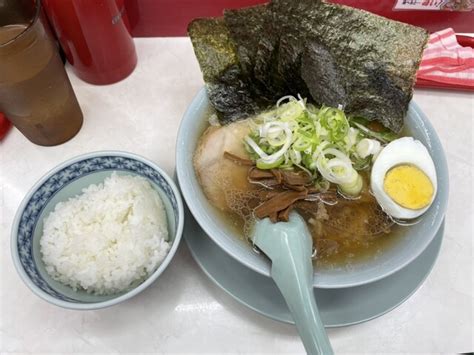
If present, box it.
[40,172,170,295]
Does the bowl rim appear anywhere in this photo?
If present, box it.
[11,150,184,310]
[176,87,449,288]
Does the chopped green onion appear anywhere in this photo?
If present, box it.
[350,117,397,143]
[356,138,381,159]
[289,149,302,165]
[256,156,284,169]
[315,179,330,192]
[352,155,371,170]
[318,107,349,143]
[243,97,385,196]
[339,173,363,196]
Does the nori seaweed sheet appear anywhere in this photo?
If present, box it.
[225,3,289,100]
[300,41,347,108]
[188,1,428,132]
[269,0,428,132]
[224,5,267,82]
[188,18,261,123]
[254,30,286,98]
[262,0,313,98]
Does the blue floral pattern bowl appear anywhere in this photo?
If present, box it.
[11,151,184,310]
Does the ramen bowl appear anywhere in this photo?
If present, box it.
[176,88,449,288]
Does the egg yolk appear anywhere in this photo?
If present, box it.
[383,164,434,210]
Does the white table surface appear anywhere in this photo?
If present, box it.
[1,38,473,354]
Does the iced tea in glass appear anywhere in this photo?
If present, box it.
[0,0,83,146]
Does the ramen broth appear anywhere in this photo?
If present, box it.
[194,119,406,267]
[213,180,403,268]
[208,170,402,267]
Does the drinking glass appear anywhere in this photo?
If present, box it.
[0,0,83,146]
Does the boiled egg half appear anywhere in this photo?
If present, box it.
[371,137,437,219]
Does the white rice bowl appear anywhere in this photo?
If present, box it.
[40,173,170,295]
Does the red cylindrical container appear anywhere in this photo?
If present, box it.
[43,0,137,85]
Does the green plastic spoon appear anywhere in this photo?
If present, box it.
[252,212,333,355]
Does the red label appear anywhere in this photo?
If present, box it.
[394,0,474,11]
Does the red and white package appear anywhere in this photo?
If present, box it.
[417,28,474,90]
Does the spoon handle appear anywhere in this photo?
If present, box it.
[252,213,333,354]
[271,262,333,355]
